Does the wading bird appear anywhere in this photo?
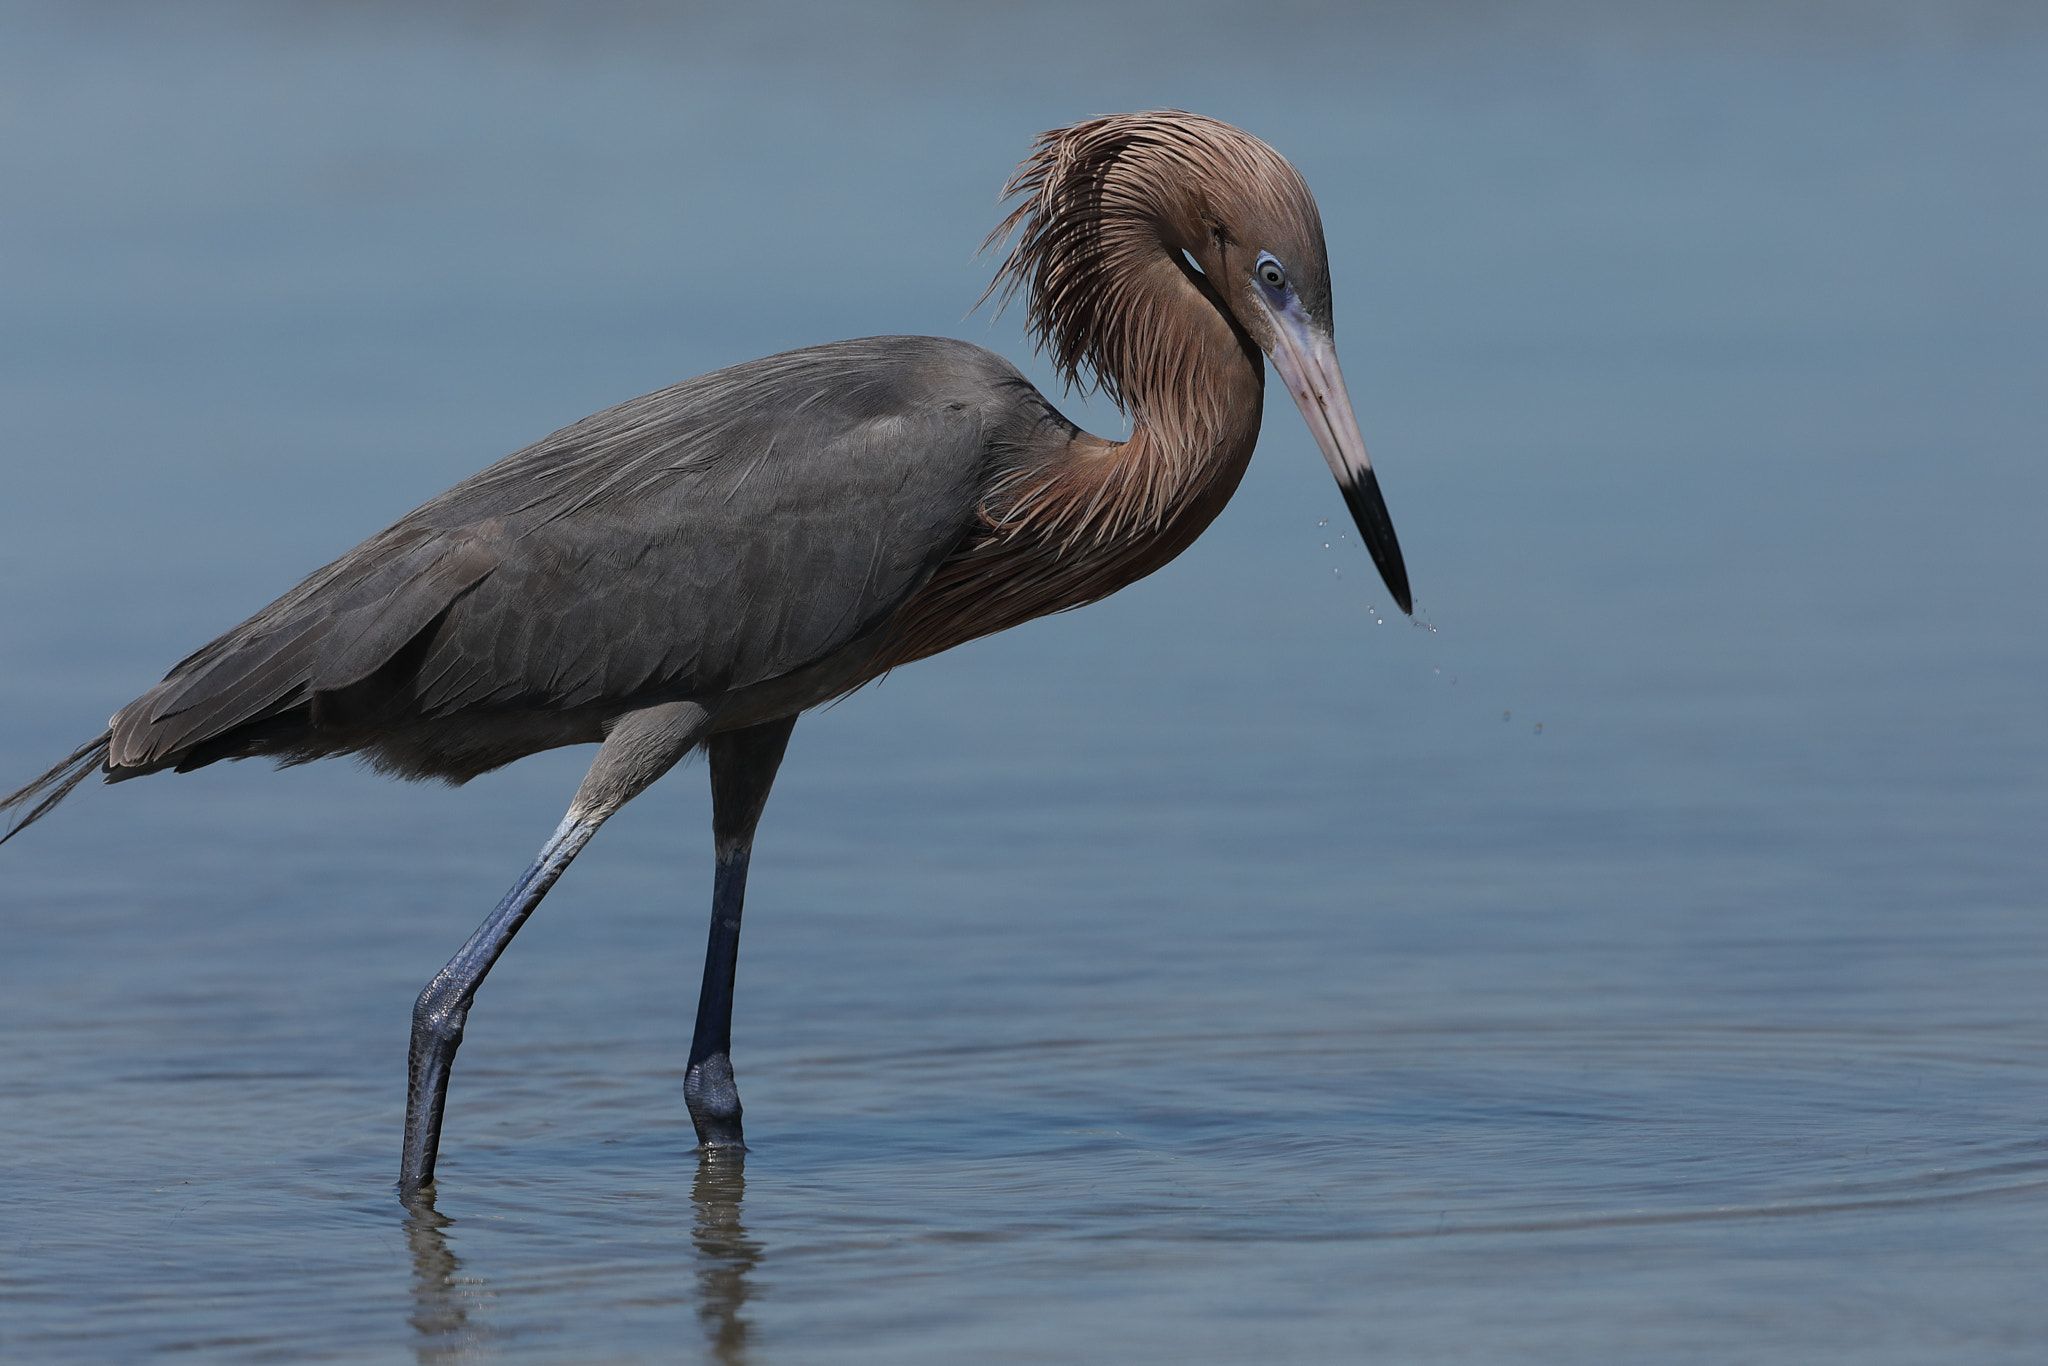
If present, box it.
[2,111,1411,1194]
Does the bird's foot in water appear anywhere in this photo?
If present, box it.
[685,1053,746,1149]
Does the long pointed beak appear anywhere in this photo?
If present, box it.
[1260,305,1412,615]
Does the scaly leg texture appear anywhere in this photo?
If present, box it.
[685,715,797,1149]
[400,700,713,1193]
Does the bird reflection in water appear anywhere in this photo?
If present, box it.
[399,1154,761,1363]
[401,1190,491,1363]
[691,1150,762,1364]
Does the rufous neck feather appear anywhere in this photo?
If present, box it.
[983,111,1293,544]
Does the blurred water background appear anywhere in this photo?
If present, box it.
[2,1,2045,1361]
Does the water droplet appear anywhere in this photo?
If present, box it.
[1322,541,1331,549]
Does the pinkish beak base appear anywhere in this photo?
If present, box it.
[1261,305,1412,614]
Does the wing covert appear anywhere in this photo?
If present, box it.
[105,337,1024,774]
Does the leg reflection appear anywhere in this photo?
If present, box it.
[692,1147,762,1364]
[403,1188,492,1363]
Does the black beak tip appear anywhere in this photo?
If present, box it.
[1389,576,1414,618]
[1337,470,1413,617]
[1377,559,1413,617]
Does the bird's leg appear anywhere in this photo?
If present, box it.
[401,699,713,1195]
[401,815,596,1196]
[685,715,798,1150]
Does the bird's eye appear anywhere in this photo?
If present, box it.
[1256,255,1288,291]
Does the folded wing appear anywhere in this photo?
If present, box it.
[106,337,1013,778]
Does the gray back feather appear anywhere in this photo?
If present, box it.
[104,336,1042,776]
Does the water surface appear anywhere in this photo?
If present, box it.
[2,2,2045,1361]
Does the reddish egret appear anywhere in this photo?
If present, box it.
[3,112,1411,1193]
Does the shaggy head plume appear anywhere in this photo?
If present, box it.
[984,110,1330,417]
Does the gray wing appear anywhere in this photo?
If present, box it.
[108,336,1036,774]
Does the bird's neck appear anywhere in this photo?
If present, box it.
[1000,252,1266,551]
[865,255,1265,674]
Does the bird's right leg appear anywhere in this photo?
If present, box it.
[685,714,798,1150]
[401,699,713,1196]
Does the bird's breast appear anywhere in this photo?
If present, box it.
[869,422,1257,673]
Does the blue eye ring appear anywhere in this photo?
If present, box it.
[1255,253,1288,292]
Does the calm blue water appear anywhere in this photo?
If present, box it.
[3,2,2045,1361]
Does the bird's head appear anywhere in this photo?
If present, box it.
[987,110,1410,615]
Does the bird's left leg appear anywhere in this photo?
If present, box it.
[685,714,798,1149]
[402,699,713,1195]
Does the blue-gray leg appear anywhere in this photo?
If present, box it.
[403,814,596,1191]
[685,715,798,1150]
[400,700,712,1194]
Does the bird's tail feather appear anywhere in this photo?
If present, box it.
[0,732,111,845]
